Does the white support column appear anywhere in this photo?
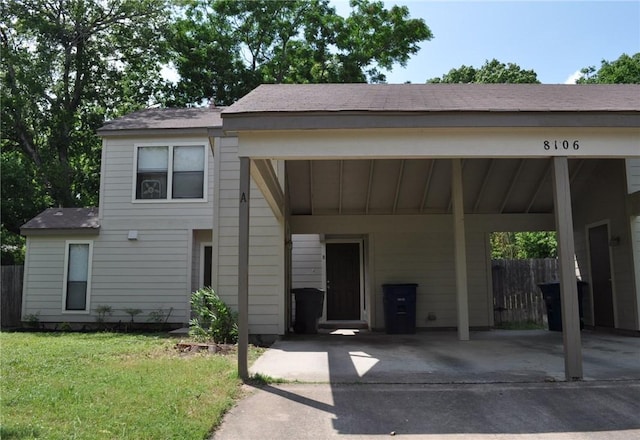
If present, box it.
[238,157,250,380]
[452,159,470,341]
[552,157,583,381]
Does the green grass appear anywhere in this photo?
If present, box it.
[0,332,252,440]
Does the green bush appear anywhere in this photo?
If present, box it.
[189,287,238,344]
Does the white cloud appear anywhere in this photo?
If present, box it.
[564,70,584,84]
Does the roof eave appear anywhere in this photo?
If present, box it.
[97,127,223,137]
[21,226,101,237]
[222,110,640,132]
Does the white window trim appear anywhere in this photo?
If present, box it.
[132,141,209,203]
[62,240,93,314]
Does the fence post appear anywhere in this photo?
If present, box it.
[1,265,24,327]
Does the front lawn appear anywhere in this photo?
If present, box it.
[0,332,252,440]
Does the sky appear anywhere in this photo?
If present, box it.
[332,0,640,84]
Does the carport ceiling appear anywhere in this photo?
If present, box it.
[286,158,599,216]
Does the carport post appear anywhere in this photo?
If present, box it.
[238,157,250,380]
[452,159,470,341]
[552,157,583,380]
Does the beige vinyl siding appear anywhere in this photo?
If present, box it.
[572,159,637,330]
[90,225,191,323]
[22,236,67,320]
[192,230,212,292]
[100,136,214,220]
[631,216,640,330]
[291,234,323,289]
[626,158,640,193]
[215,138,285,335]
[90,134,216,324]
[626,158,640,330]
[22,227,194,324]
[290,214,553,330]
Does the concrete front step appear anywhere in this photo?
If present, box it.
[318,320,369,330]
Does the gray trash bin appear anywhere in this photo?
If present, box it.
[292,288,324,334]
[538,281,587,331]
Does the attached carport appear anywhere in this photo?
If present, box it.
[221,84,640,381]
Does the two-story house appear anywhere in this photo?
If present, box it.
[20,106,285,336]
[20,85,640,357]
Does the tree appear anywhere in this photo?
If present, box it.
[1,0,172,263]
[577,53,640,84]
[168,0,433,106]
[427,58,539,84]
[1,0,171,211]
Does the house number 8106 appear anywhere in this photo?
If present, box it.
[543,140,579,150]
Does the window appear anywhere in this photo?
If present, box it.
[135,145,205,200]
[137,146,168,199]
[173,146,204,198]
[63,241,93,312]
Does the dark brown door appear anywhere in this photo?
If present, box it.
[326,243,361,320]
[203,246,212,287]
[589,224,614,327]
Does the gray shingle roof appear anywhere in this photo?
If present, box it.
[223,84,640,114]
[98,107,224,133]
[21,208,100,235]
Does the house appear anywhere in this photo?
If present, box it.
[21,84,640,378]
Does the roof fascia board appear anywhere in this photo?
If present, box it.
[236,126,640,160]
[222,111,640,132]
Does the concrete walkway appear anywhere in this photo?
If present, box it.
[214,330,640,439]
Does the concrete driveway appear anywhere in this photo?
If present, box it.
[213,330,640,439]
[249,329,640,383]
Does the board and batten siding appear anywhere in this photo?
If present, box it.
[214,138,285,335]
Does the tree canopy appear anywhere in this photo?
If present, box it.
[1,0,172,262]
[1,0,171,209]
[577,52,640,84]
[167,0,433,106]
[427,58,539,84]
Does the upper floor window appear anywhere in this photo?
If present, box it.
[135,145,205,200]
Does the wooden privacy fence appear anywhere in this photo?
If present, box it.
[492,259,558,326]
[2,265,23,328]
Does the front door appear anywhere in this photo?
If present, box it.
[326,242,361,320]
[588,224,615,327]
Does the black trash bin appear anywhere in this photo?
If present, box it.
[292,288,324,334]
[382,284,418,334]
[538,281,587,331]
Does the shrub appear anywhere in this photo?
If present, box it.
[189,287,238,344]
